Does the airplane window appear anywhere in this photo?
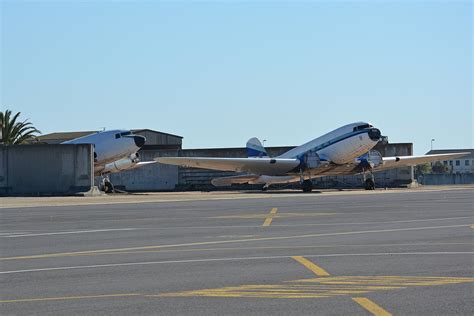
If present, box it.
[354,124,370,131]
[115,133,120,139]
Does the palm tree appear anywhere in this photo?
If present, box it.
[0,109,41,144]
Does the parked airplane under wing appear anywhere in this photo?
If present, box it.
[63,130,155,192]
[155,122,469,192]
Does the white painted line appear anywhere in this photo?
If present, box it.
[271,216,473,227]
[0,187,471,209]
[1,252,473,275]
[0,224,470,261]
[0,232,31,236]
[0,228,141,238]
[20,216,463,233]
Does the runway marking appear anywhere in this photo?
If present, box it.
[291,256,390,312]
[1,252,473,275]
[1,186,471,209]
[2,275,472,304]
[0,293,142,303]
[0,228,141,238]
[262,208,278,227]
[292,256,330,276]
[22,216,462,230]
[352,297,392,316]
[0,224,470,261]
[0,194,277,209]
[0,232,31,235]
[13,242,466,259]
[159,275,474,299]
[212,212,335,219]
[215,235,260,238]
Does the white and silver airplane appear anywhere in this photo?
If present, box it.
[155,122,468,192]
[63,130,155,191]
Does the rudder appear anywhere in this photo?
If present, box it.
[246,137,269,158]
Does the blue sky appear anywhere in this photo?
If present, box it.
[1,1,472,154]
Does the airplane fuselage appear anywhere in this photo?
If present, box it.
[62,130,146,175]
[279,122,381,165]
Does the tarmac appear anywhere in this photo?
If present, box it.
[0,186,473,315]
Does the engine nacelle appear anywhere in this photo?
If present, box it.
[299,150,322,170]
[102,153,140,174]
[355,150,383,169]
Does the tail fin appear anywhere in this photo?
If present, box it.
[246,137,269,158]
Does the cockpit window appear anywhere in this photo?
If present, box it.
[120,131,131,136]
[115,133,121,139]
[353,124,370,131]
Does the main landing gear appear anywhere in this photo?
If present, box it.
[302,179,313,193]
[363,171,375,190]
[100,175,115,193]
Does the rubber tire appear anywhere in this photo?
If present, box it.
[302,180,313,193]
[103,180,114,193]
[365,179,375,190]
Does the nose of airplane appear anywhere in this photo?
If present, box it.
[134,135,146,148]
[368,128,381,141]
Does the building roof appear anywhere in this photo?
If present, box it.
[131,129,183,139]
[38,129,182,141]
[426,149,474,159]
[37,131,98,141]
[36,129,183,147]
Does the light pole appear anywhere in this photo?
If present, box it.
[431,139,435,151]
[263,139,267,147]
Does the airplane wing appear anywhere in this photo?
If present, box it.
[375,152,470,172]
[155,157,301,175]
[305,152,471,176]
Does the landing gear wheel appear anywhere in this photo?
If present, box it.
[365,178,375,190]
[302,180,313,193]
[103,179,115,193]
[261,185,268,192]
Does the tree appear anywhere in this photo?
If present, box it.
[0,109,41,144]
[431,161,449,174]
[416,163,432,175]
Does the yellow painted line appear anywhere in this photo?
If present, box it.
[159,275,474,299]
[292,256,330,276]
[352,297,392,316]
[0,293,141,303]
[470,225,474,228]
[262,208,278,227]
[1,224,469,261]
[210,212,335,219]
